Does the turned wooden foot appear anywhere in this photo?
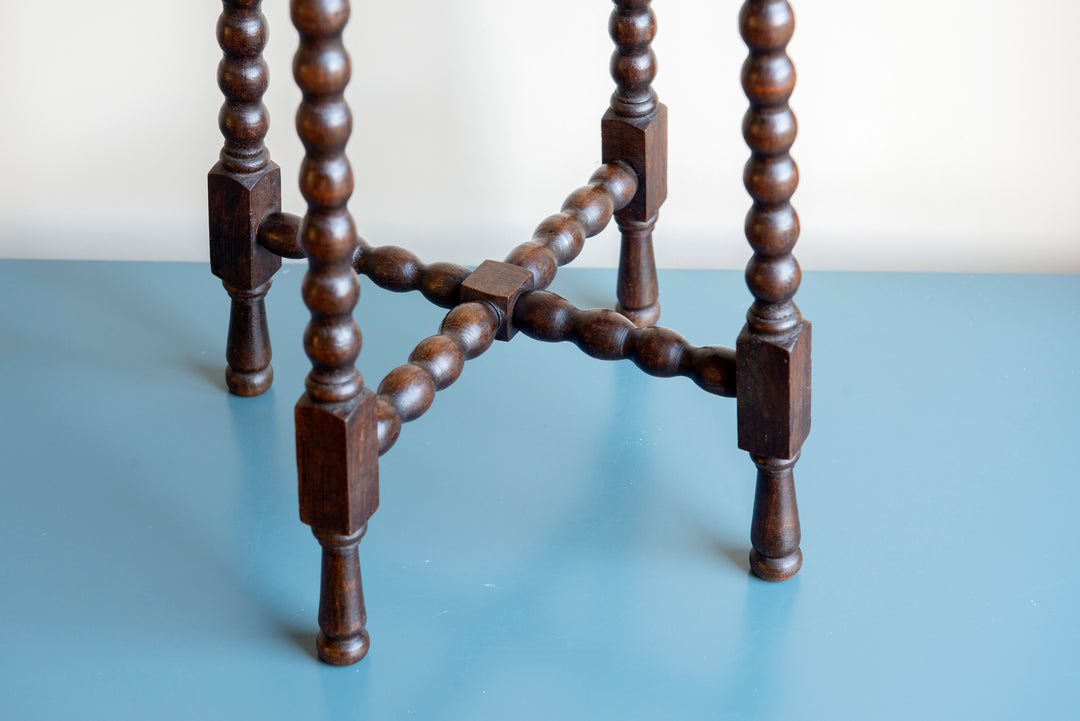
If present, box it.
[603,1,667,329]
[224,279,274,396]
[749,454,802,581]
[314,527,370,665]
[738,0,810,582]
[615,215,661,327]
[205,0,815,666]
[208,0,282,397]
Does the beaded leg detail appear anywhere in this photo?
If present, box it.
[604,0,666,328]
[735,0,811,582]
[208,0,281,397]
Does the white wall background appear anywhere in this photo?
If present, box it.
[0,1,1077,272]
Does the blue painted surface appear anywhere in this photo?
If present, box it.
[1,260,1077,720]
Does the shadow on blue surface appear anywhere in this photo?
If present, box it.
[1,261,1077,720]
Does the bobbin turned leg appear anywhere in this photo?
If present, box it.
[736,0,810,581]
[208,0,281,396]
[297,392,379,665]
[603,0,666,328]
[292,0,376,665]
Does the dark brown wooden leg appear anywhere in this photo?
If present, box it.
[292,0,378,666]
[208,0,281,397]
[749,455,802,580]
[603,0,666,328]
[615,215,660,327]
[223,280,273,395]
[313,527,370,665]
[736,0,810,581]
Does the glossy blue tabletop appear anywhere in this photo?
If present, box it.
[1,261,1077,720]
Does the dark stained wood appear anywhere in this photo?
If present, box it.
[603,0,666,328]
[223,279,274,395]
[296,390,379,534]
[606,0,658,118]
[737,324,811,459]
[459,260,534,341]
[291,0,373,666]
[208,0,281,396]
[256,211,306,259]
[356,244,470,309]
[505,163,637,291]
[375,301,499,455]
[313,526,370,665]
[736,0,809,582]
[613,214,660,326]
[514,291,736,397]
[215,0,270,174]
[211,0,812,666]
[601,110,667,225]
[749,455,802,580]
[208,168,282,288]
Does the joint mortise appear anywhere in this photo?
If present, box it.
[209,162,283,289]
[604,2,666,327]
[257,211,306,259]
[460,261,534,341]
[740,0,802,337]
[736,320,811,461]
[209,0,281,397]
[206,0,818,664]
[296,389,380,535]
[601,106,668,223]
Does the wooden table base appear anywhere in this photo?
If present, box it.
[208,0,810,666]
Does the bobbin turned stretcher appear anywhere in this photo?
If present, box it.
[208,0,809,665]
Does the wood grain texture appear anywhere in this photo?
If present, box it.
[505,163,636,292]
[603,0,666,327]
[459,260,534,341]
[250,214,472,308]
[312,526,370,665]
[296,390,379,535]
[375,301,499,455]
[356,242,471,309]
[209,0,282,396]
[293,0,362,406]
[291,0,375,666]
[613,214,660,327]
[257,211,306,258]
[215,0,271,175]
[735,0,810,582]
[211,0,815,668]
[513,291,736,397]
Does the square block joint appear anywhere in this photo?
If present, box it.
[208,161,282,289]
[296,389,380,535]
[736,321,812,460]
[601,104,668,222]
[460,260,534,341]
